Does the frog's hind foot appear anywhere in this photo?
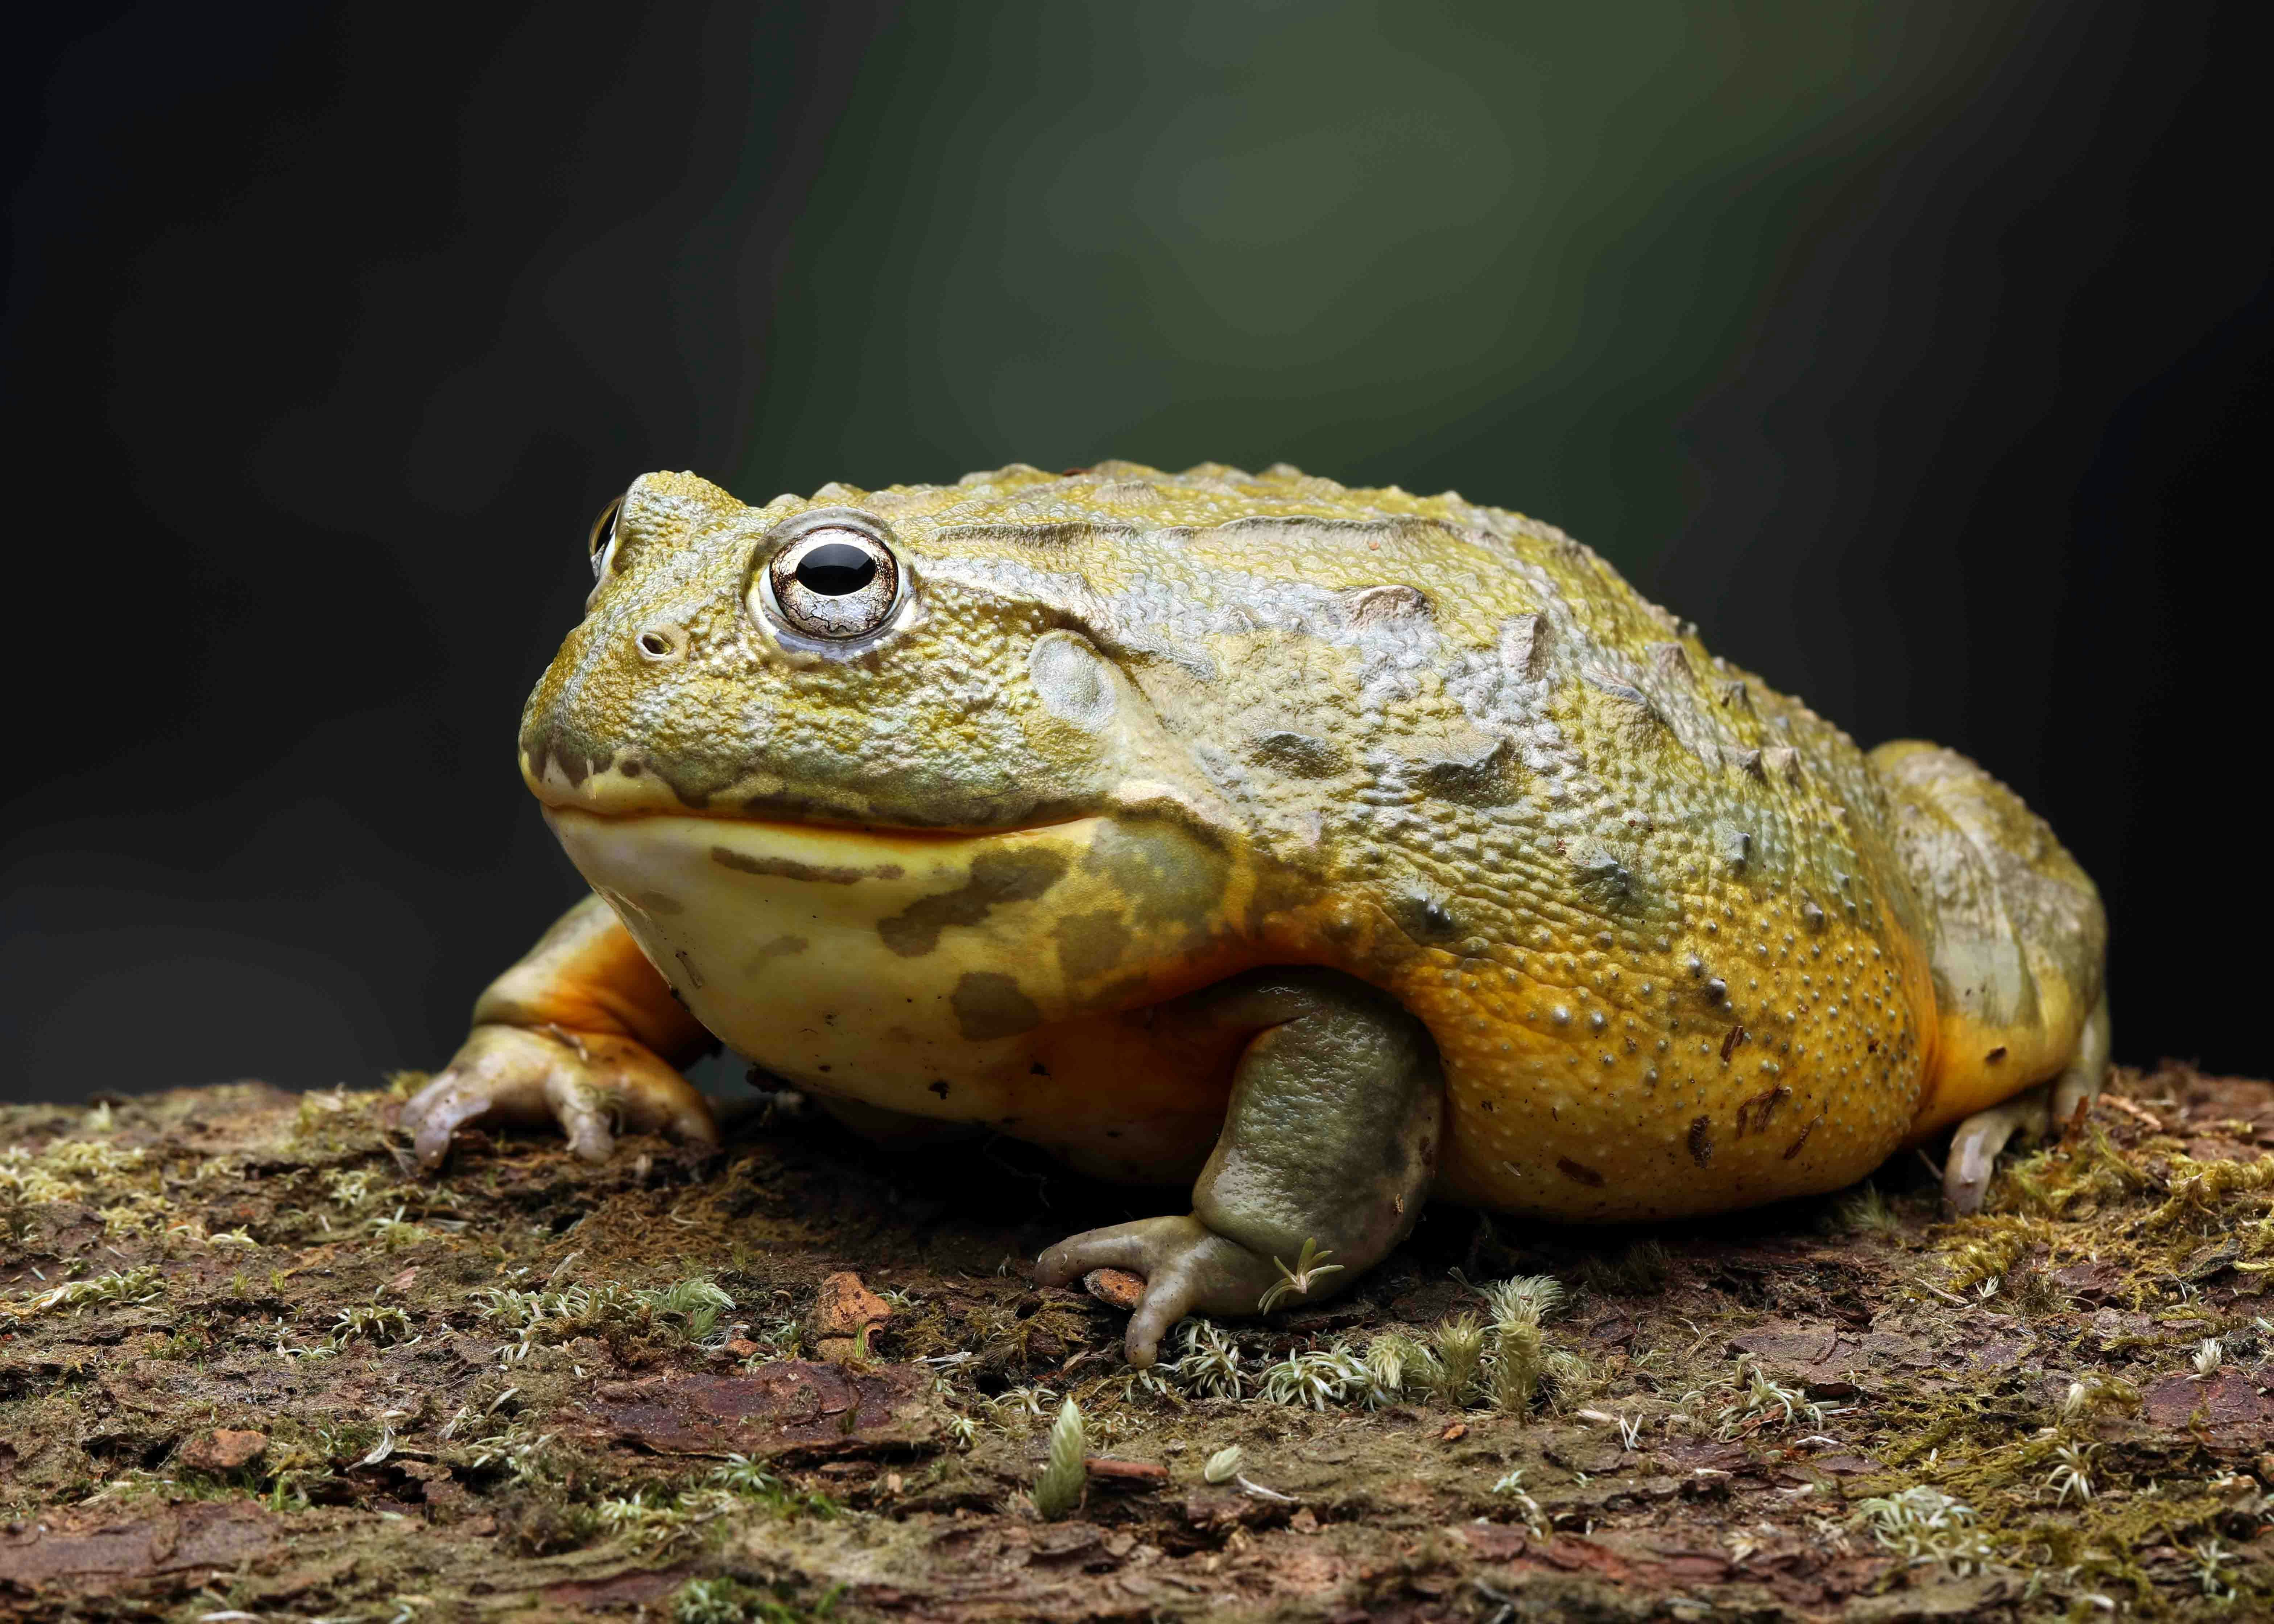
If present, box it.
[1943,991,2111,1213]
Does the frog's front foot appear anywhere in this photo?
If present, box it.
[1033,969,1443,1368]
[1036,1216,1289,1367]
[402,1023,718,1169]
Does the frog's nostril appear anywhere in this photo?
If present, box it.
[634,625,686,662]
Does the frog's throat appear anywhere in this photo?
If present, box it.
[541,806,1257,1098]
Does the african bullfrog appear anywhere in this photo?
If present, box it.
[402,462,2109,1364]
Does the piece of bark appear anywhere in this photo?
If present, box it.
[1083,1455,1168,1485]
[179,1428,267,1472]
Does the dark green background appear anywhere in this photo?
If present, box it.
[3,1,2264,1097]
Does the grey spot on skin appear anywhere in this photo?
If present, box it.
[1345,584,1430,625]
[673,949,706,990]
[1028,630,1117,731]
[1570,846,1634,904]
[753,933,809,960]
[951,972,1043,1040]
[879,849,1071,957]
[712,847,903,884]
[1415,738,1515,807]
[1249,731,1348,779]
[1502,613,1550,680]
[636,890,685,916]
[1055,910,1136,984]
[1582,667,1652,709]
[1390,894,1459,943]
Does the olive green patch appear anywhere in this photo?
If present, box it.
[1248,731,1348,779]
[1082,819,1228,934]
[878,849,1070,957]
[1054,910,1135,985]
[950,972,1043,1040]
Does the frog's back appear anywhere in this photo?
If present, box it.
[1169,476,1947,1218]
[849,463,1938,1218]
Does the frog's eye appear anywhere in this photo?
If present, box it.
[756,515,905,643]
[587,492,626,581]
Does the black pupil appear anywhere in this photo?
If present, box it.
[795,541,878,597]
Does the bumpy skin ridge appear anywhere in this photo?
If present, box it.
[501,460,2103,1225]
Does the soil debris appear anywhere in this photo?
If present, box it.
[2,1063,2272,1617]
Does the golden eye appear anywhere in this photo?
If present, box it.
[587,493,625,581]
[754,514,904,642]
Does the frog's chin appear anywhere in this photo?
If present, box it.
[540,804,1110,1087]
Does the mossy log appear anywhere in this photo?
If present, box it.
[5,1066,2274,1620]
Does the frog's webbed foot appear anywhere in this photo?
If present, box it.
[1033,969,1442,1368]
[402,1023,719,1168]
[1944,991,2111,1213]
[1037,1216,1283,1368]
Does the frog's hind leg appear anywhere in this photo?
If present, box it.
[1945,991,2111,1213]
[1868,741,2110,1213]
[402,894,720,1167]
[1034,969,1442,1367]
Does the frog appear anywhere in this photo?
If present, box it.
[402,461,2108,1365]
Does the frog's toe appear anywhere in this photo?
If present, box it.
[1036,1215,1277,1368]
[403,1023,718,1170]
[1944,1083,2055,1214]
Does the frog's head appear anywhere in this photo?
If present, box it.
[520,469,1175,831]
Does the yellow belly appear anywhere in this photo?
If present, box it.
[550,807,1952,1219]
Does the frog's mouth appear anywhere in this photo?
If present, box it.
[519,719,1093,834]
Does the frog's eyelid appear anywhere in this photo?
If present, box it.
[587,492,627,581]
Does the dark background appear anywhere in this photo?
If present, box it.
[3,1,2265,1102]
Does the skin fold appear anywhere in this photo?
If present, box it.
[404,462,2108,1364]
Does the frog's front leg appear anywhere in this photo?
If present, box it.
[1035,970,1442,1367]
[402,895,719,1167]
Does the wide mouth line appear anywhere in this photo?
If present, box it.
[541,803,1097,844]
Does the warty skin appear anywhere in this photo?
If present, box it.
[403,461,2108,1364]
